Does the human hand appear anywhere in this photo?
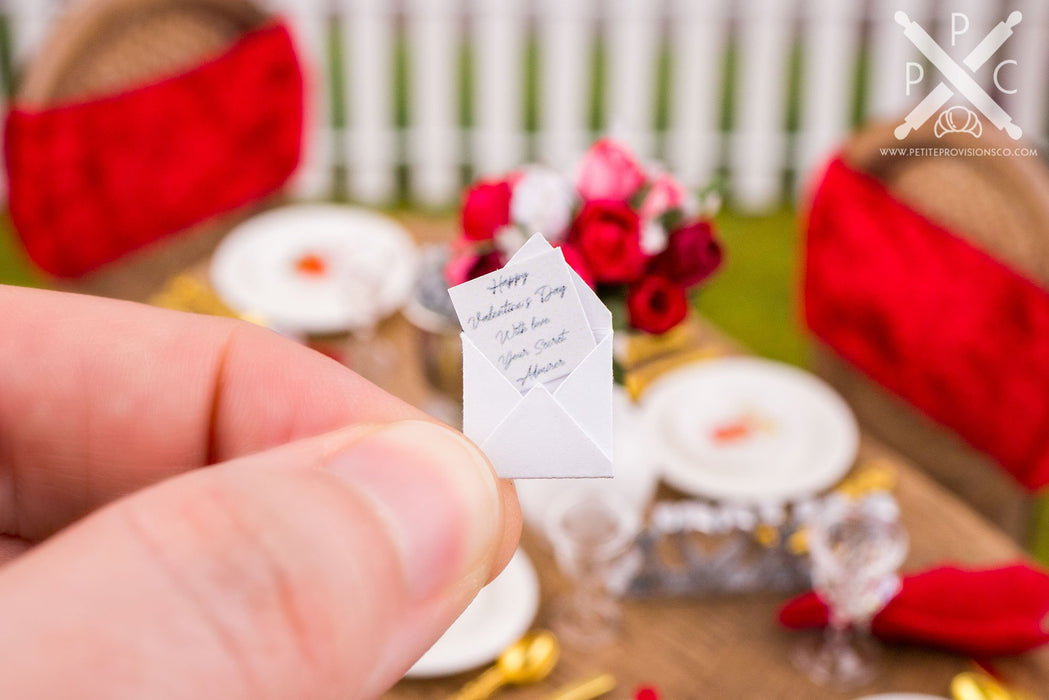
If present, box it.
[0,285,521,698]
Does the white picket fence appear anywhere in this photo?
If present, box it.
[2,0,1047,212]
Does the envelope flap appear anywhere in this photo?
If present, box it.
[569,265,613,332]
[552,332,613,452]
[481,385,613,479]
[462,333,524,445]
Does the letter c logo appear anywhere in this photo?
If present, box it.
[994,59,1018,95]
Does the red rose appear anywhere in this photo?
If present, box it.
[572,200,646,284]
[627,275,689,334]
[461,179,513,241]
[557,242,596,288]
[650,220,723,288]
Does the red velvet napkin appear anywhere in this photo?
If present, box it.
[804,157,1049,492]
[5,21,303,278]
[778,562,1049,656]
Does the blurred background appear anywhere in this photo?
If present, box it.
[7,0,1045,364]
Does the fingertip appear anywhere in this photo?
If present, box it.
[428,427,521,585]
[327,420,505,601]
[490,480,523,584]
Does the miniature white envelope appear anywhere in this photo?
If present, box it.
[462,235,613,478]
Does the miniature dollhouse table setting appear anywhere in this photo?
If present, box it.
[69,209,1049,699]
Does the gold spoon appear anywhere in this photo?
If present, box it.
[450,630,561,700]
[951,671,1030,700]
[545,672,616,700]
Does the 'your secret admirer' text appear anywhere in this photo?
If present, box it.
[448,246,597,392]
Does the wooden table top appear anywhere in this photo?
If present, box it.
[67,210,1049,700]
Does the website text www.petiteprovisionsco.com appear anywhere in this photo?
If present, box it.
[879,146,1039,157]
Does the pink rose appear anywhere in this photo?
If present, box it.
[641,174,691,221]
[575,138,646,202]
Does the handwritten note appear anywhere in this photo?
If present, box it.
[448,246,597,392]
[454,234,614,479]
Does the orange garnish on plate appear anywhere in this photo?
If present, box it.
[711,411,776,445]
[295,253,328,276]
[712,421,753,443]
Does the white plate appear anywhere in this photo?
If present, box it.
[405,550,540,678]
[641,357,858,504]
[211,205,418,335]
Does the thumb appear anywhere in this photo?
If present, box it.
[0,420,518,699]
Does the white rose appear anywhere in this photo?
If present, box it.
[640,220,668,256]
[494,225,527,257]
[510,166,577,242]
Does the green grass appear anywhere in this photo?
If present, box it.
[700,206,808,367]
[0,214,41,288]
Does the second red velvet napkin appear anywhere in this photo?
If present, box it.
[778,562,1049,656]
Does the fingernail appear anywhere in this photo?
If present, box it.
[328,420,501,600]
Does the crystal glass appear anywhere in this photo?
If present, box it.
[340,260,399,387]
[792,493,908,689]
[402,246,464,427]
[545,488,642,648]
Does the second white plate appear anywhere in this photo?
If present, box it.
[641,357,858,504]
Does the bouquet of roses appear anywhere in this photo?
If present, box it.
[445,138,723,335]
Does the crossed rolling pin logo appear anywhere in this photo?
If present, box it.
[895,10,1023,141]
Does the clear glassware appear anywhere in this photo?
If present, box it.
[792,493,908,689]
[545,488,642,648]
[402,246,465,427]
[346,317,397,386]
[340,259,398,387]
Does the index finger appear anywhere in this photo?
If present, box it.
[0,284,425,539]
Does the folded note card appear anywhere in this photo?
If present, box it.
[449,234,614,479]
[449,243,596,391]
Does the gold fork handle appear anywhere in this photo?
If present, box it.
[545,672,616,700]
[450,666,507,700]
[951,671,1024,700]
